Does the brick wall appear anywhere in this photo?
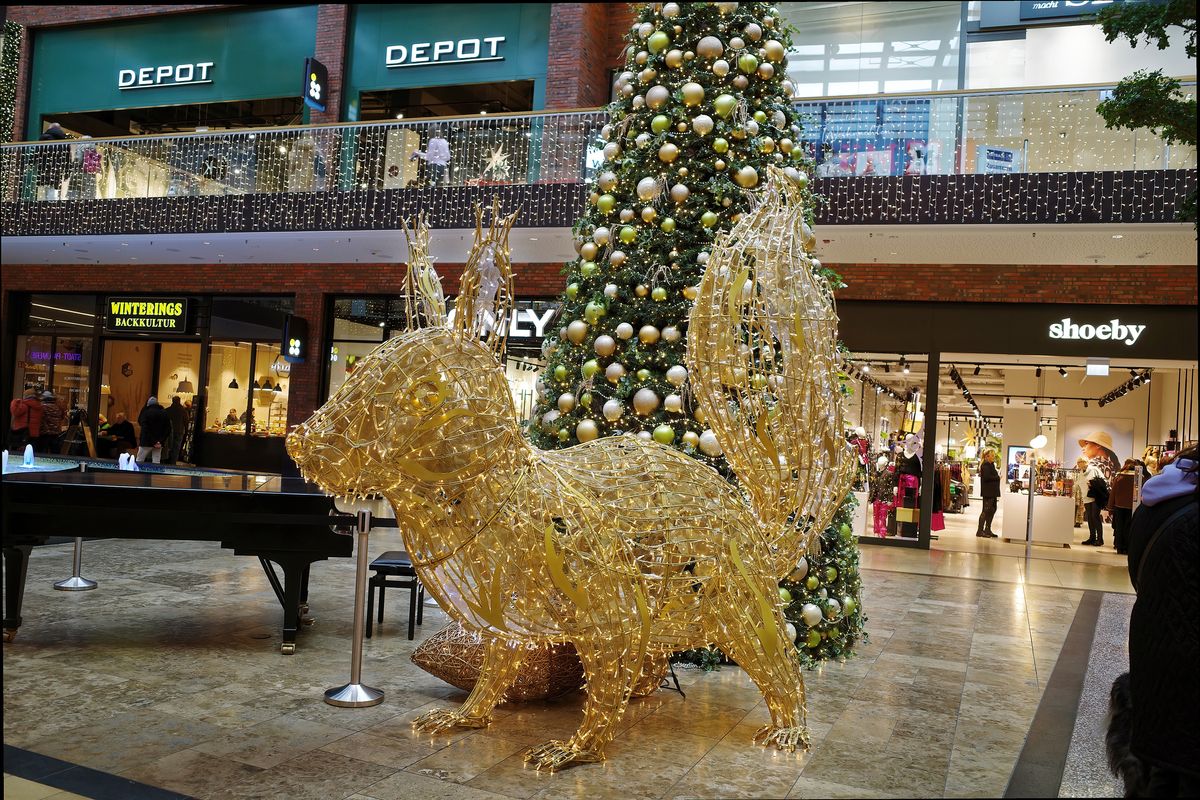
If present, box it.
[0,261,568,425]
[545,3,636,109]
[831,263,1199,306]
[311,4,347,126]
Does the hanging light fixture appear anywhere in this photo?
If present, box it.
[228,378,239,389]
[175,375,194,393]
[260,378,273,391]
[274,382,284,393]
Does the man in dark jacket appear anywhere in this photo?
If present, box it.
[1113,445,1198,796]
[136,396,172,464]
[164,396,189,464]
[976,450,1001,537]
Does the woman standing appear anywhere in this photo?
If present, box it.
[977,450,1001,538]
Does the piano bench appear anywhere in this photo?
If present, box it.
[365,551,425,640]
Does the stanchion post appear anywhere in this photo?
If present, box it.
[54,537,98,591]
[324,509,384,707]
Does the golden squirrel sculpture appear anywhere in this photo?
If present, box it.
[287,173,853,771]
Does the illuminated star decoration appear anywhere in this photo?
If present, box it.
[481,145,511,180]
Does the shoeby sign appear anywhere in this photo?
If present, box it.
[1049,318,1146,346]
[105,298,190,333]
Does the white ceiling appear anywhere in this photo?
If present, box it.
[2,223,1194,267]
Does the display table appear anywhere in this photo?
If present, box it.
[1000,492,1075,547]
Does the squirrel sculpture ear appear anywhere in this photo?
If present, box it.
[453,198,520,355]
[399,213,447,330]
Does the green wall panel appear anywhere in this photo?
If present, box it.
[27,6,318,139]
[344,3,550,119]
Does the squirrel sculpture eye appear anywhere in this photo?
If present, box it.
[408,379,446,414]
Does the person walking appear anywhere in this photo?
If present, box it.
[1107,445,1198,796]
[1108,459,1139,555]
[9,388,44,451]
[36,391,65,454]
[410,129,451,187]
[165,396,188,464]
[976,449,1001,537]
[136,396,172,464]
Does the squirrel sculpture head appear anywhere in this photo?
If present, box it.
[287,203,523,500]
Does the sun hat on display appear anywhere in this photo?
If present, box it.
[1079,430,1118,462]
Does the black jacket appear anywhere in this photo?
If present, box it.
[1126,492,1199,778]
[137,403,172,446]
[979,460,1001,499]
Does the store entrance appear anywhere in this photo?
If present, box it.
[100,340,201,463]
[44,97,305,138]
[846,349,1196,566]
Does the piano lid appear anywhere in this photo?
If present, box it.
[1,469,328,497]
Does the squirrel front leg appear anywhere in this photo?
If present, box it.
[413,635,524,732]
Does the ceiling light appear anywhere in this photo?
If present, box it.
[1143,373,1151,383]
[973,364,981,375]
[903,363,910,374]
[1112,234,1124,239]
[861,364,869,373]
[1035,367,1042,378]
[1058,367,1068,377]
[884,363,890,372]
[1130,369,1138,377]
[1084,400,1089,408]
[396,113,405,119]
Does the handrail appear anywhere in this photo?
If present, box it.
[791,78,1197,104]
[2,108,608,147]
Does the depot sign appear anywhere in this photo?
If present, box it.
[119,62,214,90]
[385,36,505,69]
[1049,318,1146,346]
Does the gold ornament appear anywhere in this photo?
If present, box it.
[658,143,680,163]
[764,40,785,62]
[665,49,684,69]
[287,187,852,771]
[681,82,705,106]
[696,36,724,58]
[713,59,730,77]
[646,85,670,110]
[641,206,658,223]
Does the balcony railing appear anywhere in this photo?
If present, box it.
[1,84,1194,234]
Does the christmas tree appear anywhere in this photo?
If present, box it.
[529,2,864,665]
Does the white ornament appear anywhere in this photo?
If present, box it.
[699,430,722,456]
[666,365,688,386]
[785,622,798,641]
[794,556,809,580]
[800,603,822,627]
[605,363,626,383]
[594,335,617,356]
[592,226,611,246]
[603,283,619,299]
[636,177,661,201]
[662,325,681,343]
[557,393,576,413]
[615,322,634,340]
[633,388,660,415]
[664,394,683,413]
[825,599,842,619]
[602,399,623,422]
[637,431,653,441]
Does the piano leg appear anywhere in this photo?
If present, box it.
[3,545,33,642]
[299,565,311,617]
[257,555,319,654]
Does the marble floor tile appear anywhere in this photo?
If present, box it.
[406,733,530,784]
[203,750,397,800]
[115,747,265,798]
[3,774,61,800]
[190,715,357,769]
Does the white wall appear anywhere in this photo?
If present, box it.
[1025,24,1196,87]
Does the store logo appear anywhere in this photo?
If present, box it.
[446,303,557,340]
[385,37,505,69]
[1049,318,1145,346]
[105,297,189,332]
[119,62,214,90]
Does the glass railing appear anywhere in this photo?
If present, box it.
[1,83,1193,205]
[0,110,608,203]
[793,82,1197,176]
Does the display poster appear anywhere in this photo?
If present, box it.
[977,145,1019,174]
[1006,445,1033,485]
[1060,416,1134,477]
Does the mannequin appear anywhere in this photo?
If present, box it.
[870,454,897,537]
[895,433,923,536]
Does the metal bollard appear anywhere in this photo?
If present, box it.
[53,537,98,591]
[324,510,384,707]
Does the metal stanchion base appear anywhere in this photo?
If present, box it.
[54,576,98,591]
[324,683,384,707]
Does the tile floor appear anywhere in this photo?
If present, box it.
[3,531,1106,799]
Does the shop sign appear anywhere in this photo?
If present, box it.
[104,298,189,332]
[302,57,328,112]
[447,301,557,341]
[118,62,214,90]
[1049,317,1146,346]
[1019,0,1120,22]
[977,145,1019,174]
[27,351,84,363]
[385,37,506,69]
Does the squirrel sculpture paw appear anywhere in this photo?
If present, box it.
[524,739,605,772]
[412,709,489,733]
[753,724,810,752]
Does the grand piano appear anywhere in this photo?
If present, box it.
[2,469,353,654]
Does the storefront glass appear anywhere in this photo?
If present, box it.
[252,342,289,437]
[206,341,252,435]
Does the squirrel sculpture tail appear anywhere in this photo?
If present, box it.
[686,166,855,576]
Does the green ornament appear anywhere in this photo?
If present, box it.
[585,301,606,324]
[580,261,598,278]
[753,110,767,124]
[565,283,579,300]
[843,598,857,617]
[636,368,651,381]
[714,94,737,118]
[557,429,570,442]
[554,365,568,381]
[580,392,592,408]
[712,137,729,153]
[597,194,616,214]
[652,424,675,444]
[648,31,670,54]
[839,522,852,538]
[701,211,719,228]
[651,114,671,134]
[660,217,676,233]
[826,567,838,582]
[738,53,759,74]
[806,630,821,648]
[651,286,668,301]
[778,587,792,603]
[619,225,637,244]
[582,359,600,379]
[805,575,819,591]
